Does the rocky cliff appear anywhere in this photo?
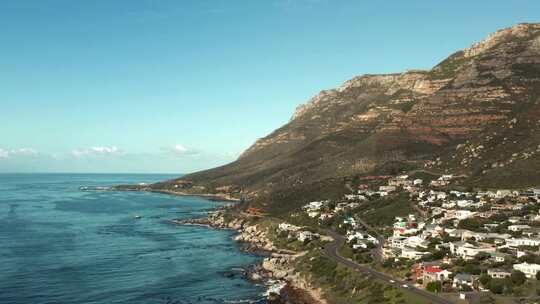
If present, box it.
[155,23,540,211]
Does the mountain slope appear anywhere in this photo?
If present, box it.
[154,23,540,210]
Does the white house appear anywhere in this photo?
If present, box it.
[440,175,453,181]
[347,231,379,245]
[307,211,319,218]
[496,190,513,199]
[456,200,473,208]
[487,269,511,279]
[453,273,477,289]
[513,262,540,279]
[442,202,457,209]
[304,201,325,211]
[401,247,428,260]
[455,210,476,220]
[449,242,496,260]
[353,243,368,250]
[508,225,531,232]
[298,231,319,243]
[404,235,429,249]
[278,223,301,232]
[379,185,397,192]
[437,192,448,200]
[388,236,407,249]
[506,238,540,248]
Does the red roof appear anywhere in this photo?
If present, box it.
[424,266,442,273]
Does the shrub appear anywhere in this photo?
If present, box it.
[479,273,491,286]
[488,279,505,294]
[426,281,442,293]
[510,270,526,286]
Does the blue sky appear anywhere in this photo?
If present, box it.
[1,0,539,173]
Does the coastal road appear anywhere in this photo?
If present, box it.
[322,230,454,304]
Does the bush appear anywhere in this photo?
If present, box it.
[426,281,442,293]
[463,263,481,275]
[479,273,491,286]
[461,284,473,292]
[458,218,484,231]
[511,270,526,286]
[488,279,505,294]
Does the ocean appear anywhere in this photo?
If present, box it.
[0,174,265,304]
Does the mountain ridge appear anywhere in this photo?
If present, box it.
[153,22,540,213]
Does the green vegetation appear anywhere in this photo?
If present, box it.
[295,250,430,304]
[338,244,373,264]
[479,270,528,296]
[510,270,526,286]
[426,281,442,293]
[371,161,418,176]
[360,194,416,227]
[458,217,488,231]
[252,177,348,217]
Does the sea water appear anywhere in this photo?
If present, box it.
[0,174,265,304]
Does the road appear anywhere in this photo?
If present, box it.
[322,230,454,304]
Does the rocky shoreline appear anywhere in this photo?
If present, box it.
[113,185,241,202]
[150,189,241,202]
[172,210,327,304]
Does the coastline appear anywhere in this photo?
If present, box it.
[112,185,241,202]
[148,189,241,202]
[114,186,325,303]
[173,210,327,304]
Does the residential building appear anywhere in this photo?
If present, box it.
[508,225,531,232]
[506,238,540,248]
[449,242,496,260]
[423,266,452,283]
[513,262,540,279]
[453,273,477,289]
[298,231,319,242]
[401,247,429,260]
[487,269,511,279]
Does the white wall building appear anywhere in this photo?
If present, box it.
[513,262,540,279]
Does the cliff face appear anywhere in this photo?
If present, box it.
[160,23,540,198]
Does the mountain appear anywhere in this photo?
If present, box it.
[153,23,540,214]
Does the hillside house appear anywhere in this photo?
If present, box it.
[513,262,540,279]
[487,269,511,279]
[506,238,540,248]
[401,247,429,260]
[298,231,319,243]
[449,242,496,260]
[453,273,478,289]
[508,224,531,232]
[423,266,452,284]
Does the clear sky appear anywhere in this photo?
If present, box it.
[1,0,539,173]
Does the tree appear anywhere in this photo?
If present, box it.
[461,284,473,292]
[479,273,491,286]
[463,263,481,275]
[426,281,442,293]
[511,270,526,286]
[457,218,483,231]
[536,271,540,281]
[488,279,505,294]
[475,252,491,261]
